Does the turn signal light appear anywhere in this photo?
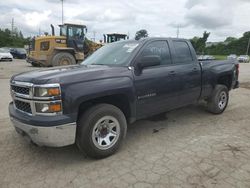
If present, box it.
[49,103,62,112]
[48,88,60,96]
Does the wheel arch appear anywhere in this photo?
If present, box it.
[77,94,134,124]
[217,74,233,90]
[53,48,76,58]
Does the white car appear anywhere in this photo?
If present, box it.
[0,48,13,61]
[197,55,215,60]
[237,55,249,63]
[227,54,237,60]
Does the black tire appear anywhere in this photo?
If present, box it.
[52,52,76,66]
[31,62,40,67]
[207,84,229,114]
[76,104,127,159]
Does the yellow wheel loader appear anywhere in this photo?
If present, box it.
[27,23,101,67]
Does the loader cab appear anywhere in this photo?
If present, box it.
[59,23,87,52]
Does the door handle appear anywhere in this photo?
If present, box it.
[169,71,176,76]
[192,68,198,72]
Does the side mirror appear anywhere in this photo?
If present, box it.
[138,55,161,69]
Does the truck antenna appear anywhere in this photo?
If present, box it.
[176,25,180,38]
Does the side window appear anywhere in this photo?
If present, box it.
[60,26,67,36]
[75,27,84,39]
[173,41,193,64]
[68,27,83,39]
[141,41,171,65]
[40,41,50,51]
[68,27,73,38]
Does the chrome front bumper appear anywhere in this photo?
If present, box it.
[11,117,76,147]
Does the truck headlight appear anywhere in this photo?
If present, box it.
[34,86,60,97]
[35,102,62,113]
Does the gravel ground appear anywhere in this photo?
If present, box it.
[0,60,250,188]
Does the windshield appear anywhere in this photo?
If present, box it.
[68,26,84,39]
[0,48,9,53]
[17,48,26,53]
[82,41,140,66]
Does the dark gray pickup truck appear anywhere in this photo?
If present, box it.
[9,38,239,158]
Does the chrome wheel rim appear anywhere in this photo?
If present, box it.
[218,91,227,110]
[92,116,120,150]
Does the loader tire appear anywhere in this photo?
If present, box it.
[52,52,76,66]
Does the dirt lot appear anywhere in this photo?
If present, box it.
[0,60,250,188]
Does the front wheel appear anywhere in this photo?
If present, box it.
[76,104,127,159]
[207,84,229,114]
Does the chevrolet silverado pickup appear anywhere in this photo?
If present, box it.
[9,38,239,158]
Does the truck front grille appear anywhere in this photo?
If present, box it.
[14,100,32,114]
[11,85,30,95]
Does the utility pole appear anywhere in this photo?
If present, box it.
[246,38,250,55]
[176,25,180,38]
[11,18,14,36]
[61,0,64,25]
[93,31,96,42]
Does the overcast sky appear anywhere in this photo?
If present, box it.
[0,0,250,42]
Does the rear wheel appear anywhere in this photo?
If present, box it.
[31,62,40,67]
[207,84,229,114]
[52,52,76,66]
[76,104,127,159]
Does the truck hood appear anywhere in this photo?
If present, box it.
[11,64,132,85]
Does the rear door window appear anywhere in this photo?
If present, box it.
[173,41,193,64]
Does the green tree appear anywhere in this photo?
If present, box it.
[135,29,148,40]
[19,31,24,38]
[190,31,210,54]
[0,28,29,48]
[224,37,236,43]
[206,31,250,55]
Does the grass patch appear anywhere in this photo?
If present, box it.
[213,55,227,60]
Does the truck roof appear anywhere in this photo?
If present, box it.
[107,37,189,46]
[59,23,87,28]
[139,37,188,42]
